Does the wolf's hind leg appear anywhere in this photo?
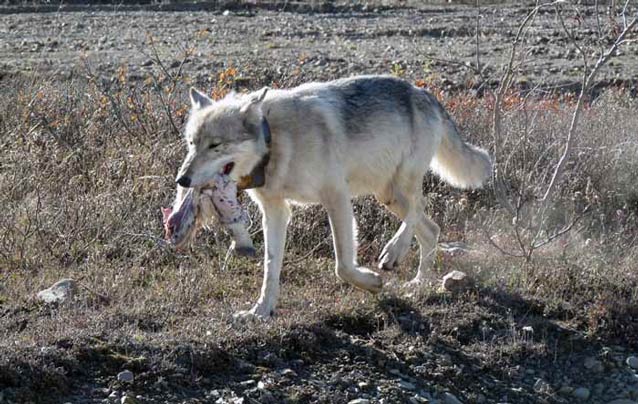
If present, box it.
[407,210,439,286]
[323,190,382,293]
[379,189,439,287]
[376,178,421,271]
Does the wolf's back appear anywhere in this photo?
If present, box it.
[430,117,492,189]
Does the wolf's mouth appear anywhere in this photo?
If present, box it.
[163,168,233,249]
[223,162,235,175]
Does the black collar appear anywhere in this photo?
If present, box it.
[238,117,271,190]
[261,117,272,146]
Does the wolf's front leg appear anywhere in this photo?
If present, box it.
[324,190,383,293]
[234,198,290,320]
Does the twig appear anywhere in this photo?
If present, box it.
[532,206,590,250]
[542,11,637,201]
[283,240,328,265]
[475,0,481,74]
[481,227,526,258]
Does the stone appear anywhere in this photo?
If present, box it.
[389,368,403,377]
[559,385,574,395]
[584,357,604,372]
[440,354,453,366]
[281,368,297,377]
[399,380,416,391]
[117,370,134,383]
[533,378,552,394]
[627,356,638,370]
[572,387,590,400]
[442,271,473,292]
[121,396,138,404]
[348,400,371,404]
[409,395,431,404]
[37,278,77,304]
[443,392,463,404]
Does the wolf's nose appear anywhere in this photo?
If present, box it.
[176,176,191,187]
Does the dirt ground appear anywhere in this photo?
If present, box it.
[1,2,638,404]
[1,1,637,90]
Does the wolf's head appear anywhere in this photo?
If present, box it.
[176,87,269,188]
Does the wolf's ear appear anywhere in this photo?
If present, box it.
[189,87,213,109]
[240,87,269,123]
[254,87,268,103]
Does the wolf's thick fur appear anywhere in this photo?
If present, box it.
[177,75,491,319]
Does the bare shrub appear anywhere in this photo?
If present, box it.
[1,57,637,342]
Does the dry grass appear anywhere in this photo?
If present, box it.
[1,66,637,402]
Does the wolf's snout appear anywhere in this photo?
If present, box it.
[176,176,192,188]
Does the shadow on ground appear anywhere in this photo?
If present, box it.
[3,286,635,403]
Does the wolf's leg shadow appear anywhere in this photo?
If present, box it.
[234,198,290,320]
[323,189,383,293]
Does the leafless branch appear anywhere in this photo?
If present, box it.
[532,205,590,250]
[542,11,637,201]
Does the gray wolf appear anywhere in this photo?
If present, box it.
[175,75,492,320]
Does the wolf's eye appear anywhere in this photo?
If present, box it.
[209,143,220,149]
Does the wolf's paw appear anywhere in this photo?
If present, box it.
[233,304,273,322]
[378,236,410,271]
[355,267,383,294]
[403,275,425,290]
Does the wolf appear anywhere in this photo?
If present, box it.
[176,75,492,320]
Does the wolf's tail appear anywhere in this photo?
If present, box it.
[430,117,492,189]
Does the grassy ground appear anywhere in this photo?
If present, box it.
[1,63,638,403]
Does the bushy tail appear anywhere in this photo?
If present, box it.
[430,119,492,189]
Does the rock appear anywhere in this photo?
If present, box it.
[443,391,463,404]
[441,270,473,292]
[348,399,371,404]
[280,368,297,377]
[37,278,77,303]
[627,356,638,370]
[117,370,134,383]
[559,385,574,395]
[358,381,370,389]
[409,395,430,404]
[399,380,416,391]
[440,354,453,366]
[584,357,604,372]
[121,396,138,404]
[389,368,403,377]
[572,387,590,400]
[533,378,552,394]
